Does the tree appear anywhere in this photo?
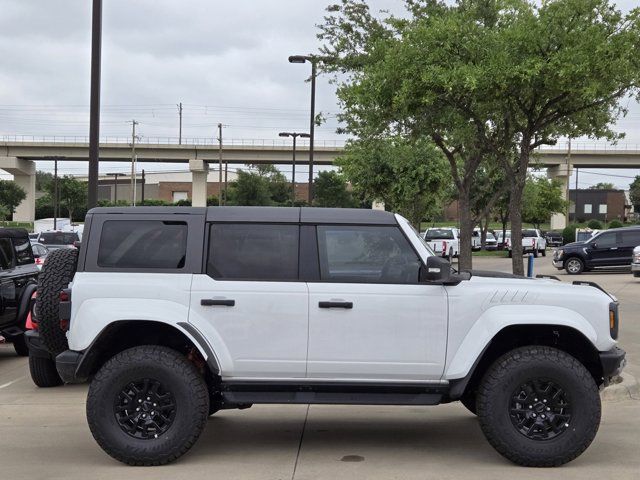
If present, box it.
[226,170,272,206]
[318,0,640,275]
[0,204,9,221]
[36,170,54,191]
[522,176,569,229]
[589,182,616,190]
[337,137,450,227]
[630,175,640,212]
[0,180,27,218]
[313,170,357,208]
[46,176,87,222]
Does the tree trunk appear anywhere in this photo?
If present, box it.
[457,189,473,271]
[480,217,488,250]
[508,143,531,276]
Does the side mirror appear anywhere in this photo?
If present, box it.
[591,243,598,249]
[420,256,452,283]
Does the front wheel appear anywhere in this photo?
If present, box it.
[541,249,546,257]
[476,346,601,467]
[87,346,209,466]
[29,354,63,387]
[565,257,584,275]
[13,334,29,357]
[633,272,640,278]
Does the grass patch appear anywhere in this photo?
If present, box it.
[472,249,509,257]
[0,221,33,230]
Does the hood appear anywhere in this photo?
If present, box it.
[561,241,587,249]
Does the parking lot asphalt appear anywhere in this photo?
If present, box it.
[0,254,638,480]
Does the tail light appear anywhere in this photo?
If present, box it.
[442,241,447,254]
[35,257,44,266]
[59,289,72,332]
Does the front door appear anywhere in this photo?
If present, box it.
[588,231,622,266]
[306,225,448,381]
[190,223,308,379]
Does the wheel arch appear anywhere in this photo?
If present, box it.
[448,324,603,401]
[76,320,220,383]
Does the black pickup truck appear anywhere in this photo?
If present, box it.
[0,228,39,355]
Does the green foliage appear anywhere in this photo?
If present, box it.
[522,176,569,229]
[608,219,623,229]
[174,199,192,207]
[587,219,603,230]
[35,170,54,191]
[313,171,357,208]
[589,182,616,190]
[0,180,27,218]
[44,176,87,222]
[226,165,294,206]
[206,196,219,206]
[562,224,578,245]
[337,137,450,227]
[0,205,9,221]
[630,175,640,211]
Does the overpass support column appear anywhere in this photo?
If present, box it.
[189,159,209,207]
[0,157,36,223]
[547,165,571,230]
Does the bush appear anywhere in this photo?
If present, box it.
[174,199,192,207]
[608,219,623,229]
[587,219,603,230]
[562,224,578,245]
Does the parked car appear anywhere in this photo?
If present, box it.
[544,231,564,247]
[498,229,546,257]
[553,226,640,274]
[30,207,625,468]
[575,228,599,242]
[631,246,640,278]
[471,228,498,250]
[495,229,510,249]
[423,227,460,257]
[30,243,49,270]
[35,231,80,250]
[0,228,39,356]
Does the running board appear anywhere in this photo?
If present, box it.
[220,381,447,406]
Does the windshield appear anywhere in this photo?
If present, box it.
[39,232,79,245]
[497,231,511,240]
[424,228,455,240]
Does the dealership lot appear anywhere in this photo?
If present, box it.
[1,255,638,480]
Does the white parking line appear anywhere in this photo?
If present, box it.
[0,377,25,390]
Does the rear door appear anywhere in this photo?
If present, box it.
[306,224,448,381]
[0,236,37,328]
[190,223,309,379]
[619,229,640,264]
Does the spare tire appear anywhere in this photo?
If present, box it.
[36,248,78,355]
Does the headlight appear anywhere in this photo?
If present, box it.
[556,249,564,259]
[634,253,640,263]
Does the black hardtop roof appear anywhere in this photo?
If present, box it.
[0,227,29,239]
[87,206,397,225]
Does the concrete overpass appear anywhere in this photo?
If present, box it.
[2,137,640,225]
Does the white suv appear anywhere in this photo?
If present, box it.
[33,207,625,467]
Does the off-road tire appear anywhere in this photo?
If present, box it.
[541,249,546,257]
[12,334,29,356]
[87,346,210,466]
[36,248,78,355]
[477,346,600,467]
[633,272,640,278]
[564,257,584,275]
[29,354,63,387]
[533,249,539,258]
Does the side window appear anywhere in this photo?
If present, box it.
[317,225,420,284]
[621,230,640,247]
[207,224,299,281]
[12,237,34,265]
[594,232,617,248]
[0,238,15,270]
[98,220,188,269]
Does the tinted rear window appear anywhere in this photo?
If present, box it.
[425,229,454,240]
[12,237,34,265]
[98,221,188,269]
[39,232,79,245]
[0,238,15,269]
[207,224,299,281]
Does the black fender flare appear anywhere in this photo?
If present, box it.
[16,281,38,329]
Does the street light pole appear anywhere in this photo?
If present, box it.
[279,132,310,206]
[289,55,320,205]
[87,0,102,209]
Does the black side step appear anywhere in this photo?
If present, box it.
[220,381,447,406]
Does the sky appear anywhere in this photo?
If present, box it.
[0,0,639,188]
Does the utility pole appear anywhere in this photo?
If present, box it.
[177,102,183,145]
[566,138,572,223]
[308,59,316,204]
[575,167,580,222]
[53,159,58,230]
[141,169,146,203]
[218,123,223,206]
[130,120,138,206]
[113,173,119,202]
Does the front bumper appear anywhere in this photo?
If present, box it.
[631,263,640,273]
[552,259,563,269]
[56,349,88,384]
[600,346,626,384]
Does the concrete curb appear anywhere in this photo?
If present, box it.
[601,372,640,402]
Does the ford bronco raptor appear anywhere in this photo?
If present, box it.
[32,207,625,467]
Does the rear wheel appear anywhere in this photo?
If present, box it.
[29,354,63,388]
[36,248,78,355]
[541,248,546,257]
[633,272,640,278]
[477,346,600,467]
[87,345,209,466]
[565,257,584,275]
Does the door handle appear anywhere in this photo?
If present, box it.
[201,299,235,307]
[319,301,353,309]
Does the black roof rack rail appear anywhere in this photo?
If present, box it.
[536,274,561,281]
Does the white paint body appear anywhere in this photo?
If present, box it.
[67,215,617,383]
